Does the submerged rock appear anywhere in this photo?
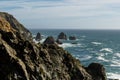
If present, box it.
[35,32,41,41]
[0,12,107,80]
[58,32,67,40]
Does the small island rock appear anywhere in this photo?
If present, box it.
[35,32,41,41]
[69,36,76,40]
[58,32,67,40]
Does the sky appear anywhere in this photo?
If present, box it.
[0,0,120,29]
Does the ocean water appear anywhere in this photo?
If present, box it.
[30,29,120,79]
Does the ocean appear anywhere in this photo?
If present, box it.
[30,29,120,79]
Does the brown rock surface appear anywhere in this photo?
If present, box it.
[0,12,107,80]
[0,12,32,41]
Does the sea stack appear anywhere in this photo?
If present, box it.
[0,12,107,80]
[58,32,67,40]
[35,32,41,41]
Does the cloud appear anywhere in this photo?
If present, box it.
[0,0,120,29]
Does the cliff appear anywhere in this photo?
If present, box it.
[0,12,107,80]
[0,12,32,41]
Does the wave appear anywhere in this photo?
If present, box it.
[100,48,113,53]
[33,38,46,43]
[111,60,120,67]
[59,43,82,48]
[76,55,92,61]
[107,73,120,80]
[97,56,109,62]
[114,53,120,57]
[91,42,102,45]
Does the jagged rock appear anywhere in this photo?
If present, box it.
[43,36,55,44]
[0,12,107,80]
[86,63,107,80]
[56,39,62,44]
[35,32,41,41]
[69,36,76,40]
[0,12,32,41]
[58,32,67,40]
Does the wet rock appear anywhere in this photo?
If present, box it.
[35,32,41,41]
[43,36,56,44]
[69,36,76,40]
[58,32,67,40]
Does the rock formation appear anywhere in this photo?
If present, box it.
[43,36,55,44]
[35,32,41,41]
[0,12,32,41]
[69,36,76,40]
[0,12,107,80]
[58,32,67,40]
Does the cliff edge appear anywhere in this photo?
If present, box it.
[0,12,107,80]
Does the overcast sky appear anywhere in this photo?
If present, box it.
[1,0,120,29]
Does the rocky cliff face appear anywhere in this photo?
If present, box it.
[0,12,32,41]
[0,12,107,80]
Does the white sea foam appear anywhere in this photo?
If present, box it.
[59,43,81,48]
[115,53,120,57]
[107,73,120,80]
[33,38,46,43]
[91,42,102,45]
[97,56,109,62]
[111,60,120,67]
[79,55,92,61]
[100,48,113,53]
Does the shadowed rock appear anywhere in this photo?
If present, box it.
[69,36,76,40]
[43,36,55,44]
[86,63,107,80]
[58,32,67,40]
[108,79,119,80]
[35,32,41,41]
